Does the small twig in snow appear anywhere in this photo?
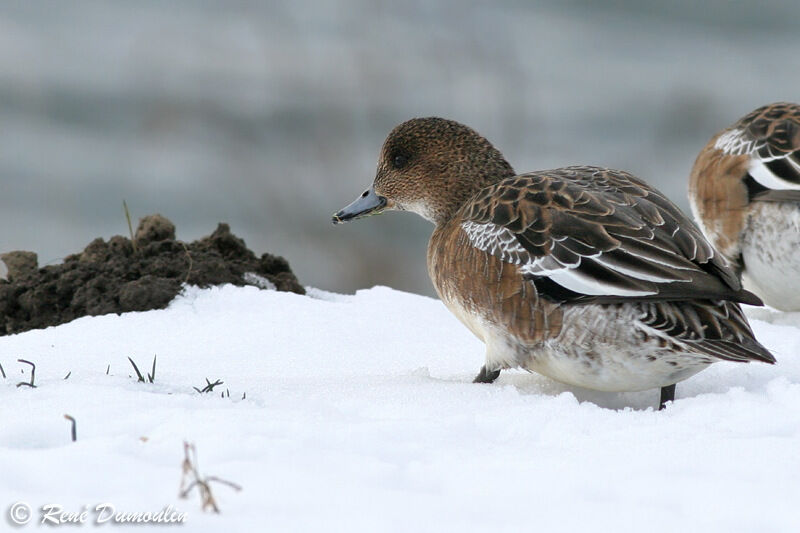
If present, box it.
[193,378,223,394]
[205,476,242,492]
[179,442,240,513]
[148,355,157,383]
[128,355,156,383]
[16,359,36,388]
[64,414,77,442]
[128,357,145,382]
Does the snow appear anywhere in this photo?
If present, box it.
[1,284,799,531]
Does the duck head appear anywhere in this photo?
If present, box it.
[332,117,515,226]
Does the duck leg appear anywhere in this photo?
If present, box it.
[473,366,501,384]
[659,384,676,410]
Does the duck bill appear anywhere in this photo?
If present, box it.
[332,187,388,224]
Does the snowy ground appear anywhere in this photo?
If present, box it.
[1,284,799,531]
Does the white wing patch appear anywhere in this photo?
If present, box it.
[715,128,800,191]
[461,220,527,259]
[545,269,652,297]
[461,221,678,297]
[715,129,760,156]
[748,151,800,191]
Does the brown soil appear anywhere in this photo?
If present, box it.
[0,215,304,336]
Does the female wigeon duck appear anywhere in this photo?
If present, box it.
[334,118,775,409]
[689,102,800,311]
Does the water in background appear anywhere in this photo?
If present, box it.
[1,0,798,295]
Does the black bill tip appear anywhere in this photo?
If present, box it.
[332,188,387,225]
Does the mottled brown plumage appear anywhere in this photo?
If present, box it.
[687,144,750,263]
[689,102,800,310]
[374,118,516,224]
[334,117,775,409]
[428,217,564,346]
[461,167,755,304]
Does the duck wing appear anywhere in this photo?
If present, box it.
[460,165,760,306]
[717,102,800,203]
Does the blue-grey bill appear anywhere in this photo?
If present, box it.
[332,187,387,224]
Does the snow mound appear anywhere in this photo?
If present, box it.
[1,285,799,531]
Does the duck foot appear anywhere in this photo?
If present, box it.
[659,384,676,410]
[473,366,501,384]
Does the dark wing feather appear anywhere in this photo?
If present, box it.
[721,102,800,197]
[639,300,775,364]
[751,189,800,203]
[461,166,760,306]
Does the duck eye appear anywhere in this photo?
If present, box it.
[392,154,408,169]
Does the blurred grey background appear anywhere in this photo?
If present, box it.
[1,0,798,296]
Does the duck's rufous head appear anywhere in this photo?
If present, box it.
[332,117,515,226]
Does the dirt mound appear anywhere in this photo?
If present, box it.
[0,215,304,336]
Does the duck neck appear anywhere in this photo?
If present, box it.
[432,157,516,226]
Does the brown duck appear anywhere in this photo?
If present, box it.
[334,118,774,409]
[689,102,800,311]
